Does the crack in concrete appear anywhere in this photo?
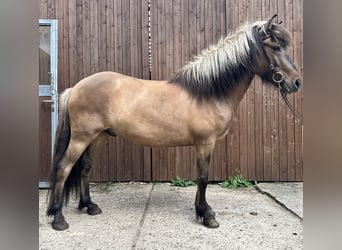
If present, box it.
[254,185,303,221]
[131,183,154,249]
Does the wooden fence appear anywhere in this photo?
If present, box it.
[39,0,303,181]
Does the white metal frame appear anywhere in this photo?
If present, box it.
[39,19,58,188]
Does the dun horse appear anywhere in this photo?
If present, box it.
[47,15,302,230]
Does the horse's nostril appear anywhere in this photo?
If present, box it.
[294,79,302,89]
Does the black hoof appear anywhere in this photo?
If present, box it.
[203,217,219,228]
[87,204,102,215]
[195,204,219,228]
[52,219,69,231]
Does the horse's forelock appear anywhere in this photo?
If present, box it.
[269,23,292,49]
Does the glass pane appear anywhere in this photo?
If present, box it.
[39,26,51,85]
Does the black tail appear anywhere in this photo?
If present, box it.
[47,88,83,216]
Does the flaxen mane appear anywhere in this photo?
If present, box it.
[168,21,291,100]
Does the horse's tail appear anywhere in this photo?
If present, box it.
[47,88,82,215]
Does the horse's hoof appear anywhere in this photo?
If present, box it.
[52,220,69,231]
[87,204,102,215]
[203,217,219,228]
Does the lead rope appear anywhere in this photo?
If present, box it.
[280,90,303,122]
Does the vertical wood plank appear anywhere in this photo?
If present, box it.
[122,0,131,76]
[293,0,303,181]
[196,0,205,53]
[254,0,264,181]
[89,0,100,180]
[188,0,197,57]
[76,0,84,81]
[55,0,64,91]
[285,0,295,181]
[150,0,160,180]
[150,0,159,80]
[114,0,124,181]
[261,0,272,180]
[238,0,249,180]
[130,0,139,77]
[142,0,152,181]
[225,0,240,179]
[157,0,166,79]
[277,0,288,181]
[270,0,280,181]
[121,0,133,181]
[204,0,213,49]
[90,0,99,74]
[246,0,256,181]
[98,0,107,71]
[141,0,150,80]
[114,0,123,74]
[106,0,115,72]
[69,0,77,86]
[82,0,91,77]
[173,0,183,179]
[40,0,48,18]
[130,0,139,181]
[154,0,168,181]
[47,0,55,19]
[181,0,196,180]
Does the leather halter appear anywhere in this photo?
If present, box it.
[255,25,284,88]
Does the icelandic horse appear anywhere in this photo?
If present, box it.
[47,15,302,230]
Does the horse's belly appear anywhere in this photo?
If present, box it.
[119,129,192,147]
[111,118,192,147]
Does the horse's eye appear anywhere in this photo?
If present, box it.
[272,46,281,51]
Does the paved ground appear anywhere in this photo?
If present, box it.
[39,182,303,250]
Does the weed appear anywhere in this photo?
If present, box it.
[170,177,196,187]
[219,174,253,189]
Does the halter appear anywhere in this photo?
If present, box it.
[256,25,284,88]
[255,25,303,122]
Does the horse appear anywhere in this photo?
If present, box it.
[47,14,302,231]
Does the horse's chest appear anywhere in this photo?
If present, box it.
[214,110,234,140]
[216,119,233,140]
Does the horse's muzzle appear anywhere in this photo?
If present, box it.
[281,78,302,94]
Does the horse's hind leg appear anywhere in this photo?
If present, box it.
[48,143,85,230]
[78,134,107,215]
[78,148,102,215]
[195,144,219,228]
[48,135,97,231]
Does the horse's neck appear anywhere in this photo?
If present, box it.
[227,75,254,110]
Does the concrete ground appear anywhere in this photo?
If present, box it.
[39,182,303,250]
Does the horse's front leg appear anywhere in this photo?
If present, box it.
[195,144,219,228]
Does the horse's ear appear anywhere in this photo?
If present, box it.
[265,14,278,30]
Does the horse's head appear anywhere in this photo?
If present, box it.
[255,14,302,94]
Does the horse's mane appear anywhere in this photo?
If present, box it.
[167,20,291,100]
